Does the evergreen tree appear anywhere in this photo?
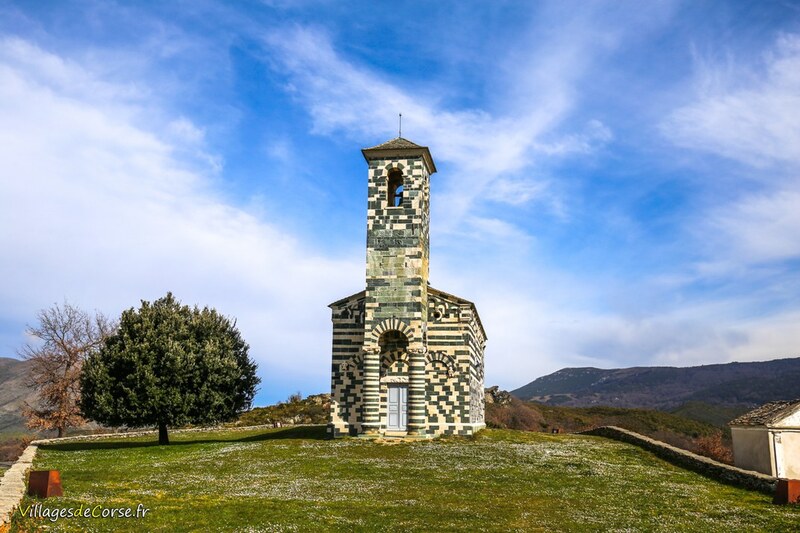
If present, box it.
[80,293,260,444]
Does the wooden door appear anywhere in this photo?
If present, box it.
[387,385,408,430]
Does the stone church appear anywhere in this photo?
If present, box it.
[327,137,487,438]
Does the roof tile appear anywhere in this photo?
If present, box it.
[363,137,424,150]
[729,399,800,426]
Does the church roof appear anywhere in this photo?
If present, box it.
[361,137,437,174]
[729,399,800,426]
[328,290,366,308]
[364,137,424,150]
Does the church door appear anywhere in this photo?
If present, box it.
[387,384,408,430]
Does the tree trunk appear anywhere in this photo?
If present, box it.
[158,422,169,445]
[57,426,64,438]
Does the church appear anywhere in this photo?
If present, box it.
[327,137,487,438]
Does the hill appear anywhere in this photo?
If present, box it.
[237,392,330,426]
[11,426,798,531]
[0,357,37,436]
[510,357,800,422]
[0,356,100,444]
[484,388,730,461]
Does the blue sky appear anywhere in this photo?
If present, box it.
[1,1,799,406]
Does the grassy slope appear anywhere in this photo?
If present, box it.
[237,394,329,426]
[532,403,722,437]
[10,427,800,532]
[487,400,730,454]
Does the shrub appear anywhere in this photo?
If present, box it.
[696,432,733,464]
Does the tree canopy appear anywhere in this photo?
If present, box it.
[80,293,260,444]
[20,302,115,437]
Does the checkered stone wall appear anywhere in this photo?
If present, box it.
[328,293,366,437]
[327,139,486,438]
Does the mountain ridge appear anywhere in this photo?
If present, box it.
[0,356,37,435]
[511,357,800,413]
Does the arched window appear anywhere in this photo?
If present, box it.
[387,169,404,207]
[378,329,409,354]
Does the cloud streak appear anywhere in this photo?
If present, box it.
[663,35,800,169]
[665,34,800,268]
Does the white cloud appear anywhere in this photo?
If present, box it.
[727,311,800,362]
[0,37,361,401]
[663,34,800,268]
[663,34,800,168]
[485,179,549,206]
[710,188,800,264]
[167,117,206,145]
[478,284,798,389]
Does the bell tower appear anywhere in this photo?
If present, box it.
[327,137,485,439]
[360,137,436,436]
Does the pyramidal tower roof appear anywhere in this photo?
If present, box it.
[364,137,424,150]
[361,137,437,174]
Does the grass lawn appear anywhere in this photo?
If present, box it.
[9,426,800,532]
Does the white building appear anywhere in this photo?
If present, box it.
[729,399,800,479]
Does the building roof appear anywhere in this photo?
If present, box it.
[361,137,437,174]
[364,137,424,150]
[328,290,366,308]
[729,399,800,426]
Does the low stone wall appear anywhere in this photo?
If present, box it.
[31,423,281,446]
[582,426,777,494]
[0,444,38,525]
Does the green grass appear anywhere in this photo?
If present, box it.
[9,426,800,532]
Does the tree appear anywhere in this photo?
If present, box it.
[19,302,115,437]
[80,293,260,445]
[696,432,733,464]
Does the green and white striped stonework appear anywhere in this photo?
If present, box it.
[327,138,486,438]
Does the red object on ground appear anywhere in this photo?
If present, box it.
[773,479,800,505]
[27,470,63,498]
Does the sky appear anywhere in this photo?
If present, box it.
[1,1,799,406]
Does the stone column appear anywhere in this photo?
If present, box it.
[361,345,381,435]
[406,346,427,436]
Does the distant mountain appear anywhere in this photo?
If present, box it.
[0,357,37,435]
[510,358,800,419]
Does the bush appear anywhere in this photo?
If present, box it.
[485,399,545,431]
[695,432,733,464]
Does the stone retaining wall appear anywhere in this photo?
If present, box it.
[30,423,281,446]
[0,444,38,525]
[582,425,777,494]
